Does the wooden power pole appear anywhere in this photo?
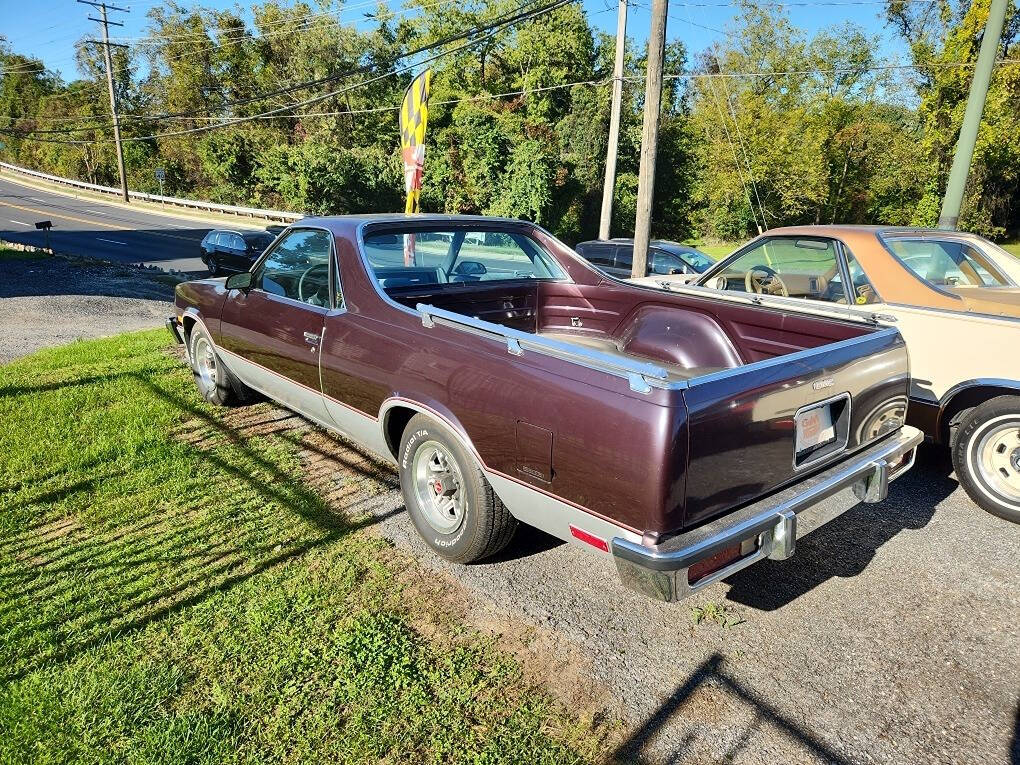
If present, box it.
[598,0,628,241]
[938,0,1008,230]
[80,0,130,203]
[631,0,668,278]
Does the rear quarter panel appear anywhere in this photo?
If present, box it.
[681,328,909,527]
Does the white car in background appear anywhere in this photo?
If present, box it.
[633,225,1020,524]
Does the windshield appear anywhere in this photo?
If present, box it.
[676,249,713,272]
[361,228,567,292]
[886,238,1009,288]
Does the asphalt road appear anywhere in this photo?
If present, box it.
[0,174,266,274]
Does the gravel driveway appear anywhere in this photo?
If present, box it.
[4,255,1018,764]
[0,255,175,363]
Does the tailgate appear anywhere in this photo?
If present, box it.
[679,327,909,528]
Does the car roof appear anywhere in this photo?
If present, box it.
[760,224,964,238]
[576,238,704,252]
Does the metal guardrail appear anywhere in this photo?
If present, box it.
[0,161,304,223]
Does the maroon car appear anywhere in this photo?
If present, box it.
[167,215,922,601]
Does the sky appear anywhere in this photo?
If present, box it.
[0,0,908,82]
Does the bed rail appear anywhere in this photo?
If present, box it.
[416,303,674,393]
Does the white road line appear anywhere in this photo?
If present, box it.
[97,238,127,245]
[86,209,109,216]
[28,197,46,203]
[9,219,31,226]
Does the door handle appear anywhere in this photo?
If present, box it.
[303,331,321,345]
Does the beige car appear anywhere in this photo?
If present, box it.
[633,226,1020,523]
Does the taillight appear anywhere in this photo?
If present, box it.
[687,543,742,585]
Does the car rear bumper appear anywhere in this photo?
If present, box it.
[166,316,185,345]
[611,425,923,601]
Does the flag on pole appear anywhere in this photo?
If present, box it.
[399,69,432,265]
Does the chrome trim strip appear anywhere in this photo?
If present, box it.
[687,326,902,388]
[881,301,1020,324]
[416,303,673,393]
[610,425,922,601]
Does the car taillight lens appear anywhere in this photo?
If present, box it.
[687,543,743,585]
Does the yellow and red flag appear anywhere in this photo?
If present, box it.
[399,69,432,265]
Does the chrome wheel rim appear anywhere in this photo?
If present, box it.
[974,418,1020,503]
[192,336,217,394]
[412,441,466,534]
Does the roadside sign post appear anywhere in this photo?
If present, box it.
[155,168,165,197]
[35,220,53,254]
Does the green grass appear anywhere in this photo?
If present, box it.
[1001,242,1020,258]
[685,242,738,260]
[0,331,609,764]
[0,246,49,261]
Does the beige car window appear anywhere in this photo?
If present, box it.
[711,238,847,303]
[887,238,1008,287]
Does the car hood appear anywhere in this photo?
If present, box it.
[946,287,1020,316]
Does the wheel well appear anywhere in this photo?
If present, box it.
[181,315,196,344]
[940,385,1020,443]
[383,406,417,459]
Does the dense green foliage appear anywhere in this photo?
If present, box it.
[0,330,609,763]
[1,0,1017,242]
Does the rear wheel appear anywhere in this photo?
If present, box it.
[398,414,517,562]
[952,395,1020,524]
[186,323,254,406]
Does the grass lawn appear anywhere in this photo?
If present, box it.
[0,246,49,261]
[1001,242,1020,258]
[0,331,611,764]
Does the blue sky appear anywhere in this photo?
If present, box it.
[0,0,907,81]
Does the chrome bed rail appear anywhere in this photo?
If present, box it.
[416,303,673,393]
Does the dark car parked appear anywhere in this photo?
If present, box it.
[575,238,714,278]
[200,229,277,275]
[168,214,921,602]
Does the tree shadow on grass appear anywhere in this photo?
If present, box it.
[0,368,405,685]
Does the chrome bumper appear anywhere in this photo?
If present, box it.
[166,316,185,345]
[611,426,923,602]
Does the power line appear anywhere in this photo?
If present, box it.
[5,0,563,135]
[2,0,577,145]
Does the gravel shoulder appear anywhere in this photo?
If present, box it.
[0,255,175,364]
[4,255,1018,764]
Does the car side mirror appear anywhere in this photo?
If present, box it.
[225,272,253,291]
[453,261,487,276]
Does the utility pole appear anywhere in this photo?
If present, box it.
[937,0,1008,230]
[598,0,628,241]
[631,0,668,278]
[79,0,130,203]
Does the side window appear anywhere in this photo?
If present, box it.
[230,234,246,250]
[581,244,615,268]
[887,238,1008,287]
[254,229,332,307]
[844,251,881,305]
[709,238,846,303]
[614,246,633,273]
[649,249,686,275]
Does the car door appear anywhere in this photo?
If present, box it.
[217,227,335,422]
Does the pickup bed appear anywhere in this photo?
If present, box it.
[168,215,921,601]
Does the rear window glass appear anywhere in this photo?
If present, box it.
[361,228,566,292]
[886,238,1009,287]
